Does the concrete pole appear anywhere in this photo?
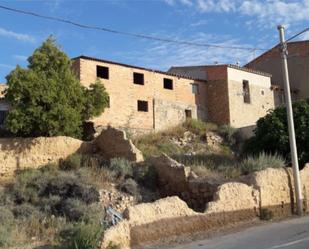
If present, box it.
[277,25,303,216]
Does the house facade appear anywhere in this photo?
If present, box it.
[246,40,309,105]
[0,56,275,135]
[72,56,208,134]
[168,64,274,129]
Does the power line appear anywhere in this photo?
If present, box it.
[286,27,309,42]
[0,4,267,51]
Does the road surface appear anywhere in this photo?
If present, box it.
[170,216,309,249]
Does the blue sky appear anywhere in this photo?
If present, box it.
[1,0,309,83]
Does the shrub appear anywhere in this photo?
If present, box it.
[12,203,38,218]
[243,99,309,167]
[54,198,88,222]
[109,158,133,178]
[133,165,158,190]
[67,223,104,249]
[240,152,285,175]
[218,124,238,147]
[107,243,121,249]
[0,207,15,247]
[183,119,208,135]
[60,154,83,170]
[260,208,273,220]
[120,179,139,197]
[39,175,99,204]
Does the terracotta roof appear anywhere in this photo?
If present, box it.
[0,84,8,98]
[72,55,207,82]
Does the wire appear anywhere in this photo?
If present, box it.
[286,27,309,42]
[0,4,267,51]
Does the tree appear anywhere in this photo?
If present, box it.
[243,99,309,168]
[5,37,108,138]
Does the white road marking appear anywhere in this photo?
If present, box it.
[269,237,309,249]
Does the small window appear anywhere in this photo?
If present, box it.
[192,84,199,94]
[261,90,265,95]
[107,96,110,108]
[96,65,109,79]
[163,78,173,90]
[0,110,8,125]
[137,100,148,112]
[133,72,144,85]
[185,109,192,119]
[243,80,251,104]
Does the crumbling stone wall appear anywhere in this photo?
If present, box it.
[0,127,144,180]
[95,126,143,162]
[101,165,309,249]
[148,154,220,211]
[0,136,91,179]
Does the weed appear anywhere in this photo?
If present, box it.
[120,178,139,197]
[109,158,133,178]
[260,208,273,220]
[240,152,285,175]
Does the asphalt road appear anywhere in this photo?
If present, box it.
[170,216,309,249]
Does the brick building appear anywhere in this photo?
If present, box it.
[246,40,309,106]
[168,64,274,129]
[73,56,275,133]
[72,56,208,134]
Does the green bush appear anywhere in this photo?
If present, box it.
[120,179,139,197]
[240,152,285,175]
[218,124,238,147]
[106,243,121,249]
[12,203,38,218]
[260,208,273,220]
[183,119,208,135]
[0,207,15,247]
[133,165,158,190]
[60,154,83,170]
[67,223,104,249]
[109,158,133,178]
[243,99,309,167]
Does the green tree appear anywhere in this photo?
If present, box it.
[5,37,108,138]
[243,99,309,167]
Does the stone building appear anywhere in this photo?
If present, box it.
[168,64,274,129]
[246,40,309,106]
[72,56,208,134]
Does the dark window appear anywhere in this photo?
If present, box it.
[163,78,173,90]
[185,109,192,119]
[133,72,144,85]
[0,110,8,125]
[107,96,110,108]
[243,80,251,103]
[137,100,148,112]
[96,65,109,79]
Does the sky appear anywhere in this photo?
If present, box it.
[1,0,309,83]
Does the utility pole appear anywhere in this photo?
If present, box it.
[277,25,303,216]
